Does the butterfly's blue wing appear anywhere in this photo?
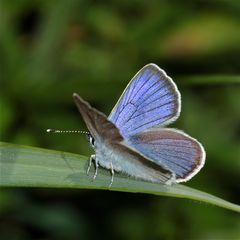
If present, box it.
[108,64,181,138]
[127,128,205,182]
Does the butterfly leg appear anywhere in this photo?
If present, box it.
[93,158,99,180]
[87,154,95,175]
[108,161,114,188]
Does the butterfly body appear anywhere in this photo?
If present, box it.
[73,63,205,186]
[91,140,174,184]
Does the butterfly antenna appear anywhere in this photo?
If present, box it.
[46,129,89,134]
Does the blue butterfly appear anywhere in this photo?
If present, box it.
[73,63,205,186]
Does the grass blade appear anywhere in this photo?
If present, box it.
[0,142,239,213]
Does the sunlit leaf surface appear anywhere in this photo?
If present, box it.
[1,142,239,213]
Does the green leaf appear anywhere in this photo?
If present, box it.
[0,142,239,213]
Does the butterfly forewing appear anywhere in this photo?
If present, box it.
[73,93,123,143]
[128,128,205,182]
[108,64,181,138]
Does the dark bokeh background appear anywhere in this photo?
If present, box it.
[1,0,240,239]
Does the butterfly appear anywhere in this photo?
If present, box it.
[73,63,205,187]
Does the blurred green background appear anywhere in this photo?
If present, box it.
[1,0,240,239]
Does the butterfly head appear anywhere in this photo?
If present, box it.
[86,132,95,149]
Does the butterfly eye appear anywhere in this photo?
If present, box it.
[86,132,95,148]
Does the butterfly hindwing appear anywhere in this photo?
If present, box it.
[108,64,181,138]
[127,128,205,182]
